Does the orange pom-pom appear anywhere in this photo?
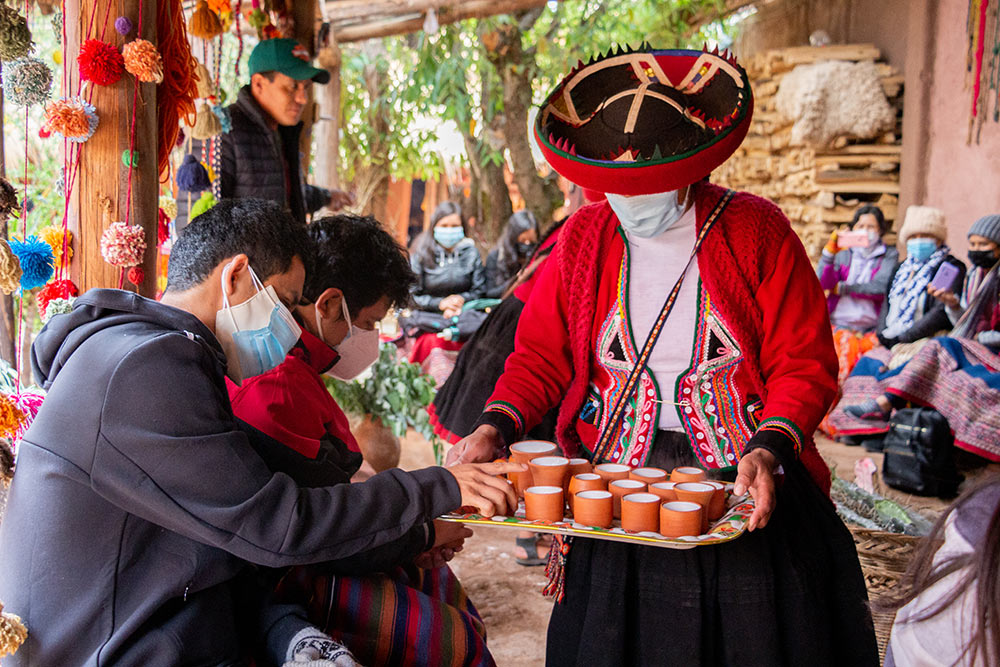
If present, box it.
[189,1,224,39]
[44,97,99,142]
[122,39,164,84]
[127,266,144,285]
[0,393,27,441]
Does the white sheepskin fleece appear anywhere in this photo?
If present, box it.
[775,60,896,146]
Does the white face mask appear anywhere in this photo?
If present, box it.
[320,298,380,381]
[606,190,686,238]
[215,262,302,385]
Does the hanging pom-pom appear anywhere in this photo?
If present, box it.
[0,601,28,658]
[121,149,138,167]
[51,50,61,65]
[261,24,280,40]
[247,8,268,29]
[190,191,217,220]
[157,207,171,245]
[175,154,211,193]
[158,195,177,220]
[37,278,78,320]
[0,5,33,62]
[208,0,232,15]
[122,39,164,84]
[0,393,27,442]
[191,102,221,140]
[44,97,99,143]
[127,266,144,285]
[78,39,125,86]
[175,127,186,147]
[9,236,54,291]
[189,1,224,39]
[41,297,75,323]
[50,10,62,37]
[2,58,53,108]
[114,16,133,36]
[211,104,232,134]
[100,222,146,268]
[0,240,22,295]
[38,125,50,139]
[194,60,216,98]
[38,225,73,266]
[9,390,44,444]
[0,178,19,221]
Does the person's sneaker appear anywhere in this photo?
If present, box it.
[844,399,890,421]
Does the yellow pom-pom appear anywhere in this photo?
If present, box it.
[159,195,177,220]
[0,602,28,659]
[52,50,62,65]
[0,394,26,442]
[0,240,22,295]
[38,225,73,267]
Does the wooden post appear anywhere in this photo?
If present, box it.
[294,0,319,182]
[65,0,158,297]
[314,35,342,191]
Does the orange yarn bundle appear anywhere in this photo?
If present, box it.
[44,98,93,139]
[157,0,198,180]
[123,39,164,83]
[188,1,224,39]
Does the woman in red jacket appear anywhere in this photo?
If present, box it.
[447,46,878,665]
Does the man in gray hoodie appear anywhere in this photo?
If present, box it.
[0,198,520,665]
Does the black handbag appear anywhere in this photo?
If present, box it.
[881,407,963,497]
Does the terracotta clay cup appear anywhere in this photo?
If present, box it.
[567,473,605,513]
[509,441,559,497]
[528,456,570,492]
[674,482,716,534]
[659,500,704,538]
[572,490,613,529]
[621,492,661,533]
[648,481,677,503]
[629,467,668,485]
[609,479,647,519]
[565,458,593,491]
[704,481,728,521]
[671,466,707,483]
[524,486,565,523]
[595,463,631,485]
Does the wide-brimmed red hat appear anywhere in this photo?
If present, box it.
[535,45,753,196]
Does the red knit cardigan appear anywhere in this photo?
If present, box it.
[480,182,838,491]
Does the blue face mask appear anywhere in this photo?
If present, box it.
[606,190,686,238]
[434,226,465,249]
[906,238,938,263]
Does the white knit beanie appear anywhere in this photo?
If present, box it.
[898,205,947,245]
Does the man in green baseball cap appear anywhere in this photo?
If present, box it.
[178,38,352,229]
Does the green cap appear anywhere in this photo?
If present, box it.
[248,38,330,84]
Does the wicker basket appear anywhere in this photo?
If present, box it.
[849,526,923,664]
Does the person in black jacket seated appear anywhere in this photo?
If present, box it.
[406,201,486,365]
[484,210,540,299]
[176,39,353,229]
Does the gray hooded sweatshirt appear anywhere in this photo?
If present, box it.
[0,289,460,665]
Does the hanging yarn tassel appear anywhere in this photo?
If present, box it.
[0,601,28,658]
[127,266,144,286]
[37,279,78,320]
[1,58,53,108]
[0,5,33,61]
[44,97,99,143]
[194,60,216,98]
[114,16,134,36]
[78,39,125,86]
[189,1,224,39]
[191,101,221,140]
[100,222,146,268]
[122,39,164,84]
[41,298,75,322]
[38,225,73,266]
[9,236,54,291]
[0,240,22,295]
[176,154,211,192]
[190,190,217,220]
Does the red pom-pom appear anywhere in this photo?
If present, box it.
[127,266,144,285]
[157,208,170,246]
[37,278,79,318]
[38,126,51,139]
[78,39,125,86]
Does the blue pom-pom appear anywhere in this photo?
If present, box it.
[10,235,54,291]
[175,154,210,193]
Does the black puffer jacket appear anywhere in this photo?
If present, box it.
[410,238,486,311]
[176,86,330,228]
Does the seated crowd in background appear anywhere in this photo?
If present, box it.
[484,210,539,299]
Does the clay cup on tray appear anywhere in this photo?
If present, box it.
[704,481,727,521]
[565,458,593,490]
[621,492,661,533]
[524,485,565,523]
[595,463,631,485]
[659,500,704,538]
[572,490,613,528]
[568,473,605,513]
[509,441,559,497]
[671,466,707,483]
[648,481,677,503]
[528,456,570,491]
[629,467,668,485]
[674,482,716,533]
[609,479,647,519]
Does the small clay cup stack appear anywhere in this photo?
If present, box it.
[659,500,703,537]
[674,481,716,534]
[648,481,677,503]
[524,486,565,523]
[609,479,646,519]
[670,466,707,483]
[595,463,630,485]
[704,481,727,521]
[629,467,668,485]
[509,441,559,497]
[528,456,570,492]
[573,490,613,528]
[621,492,660,533]
[568,473,605,513]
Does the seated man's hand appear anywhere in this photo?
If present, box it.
[447,460,524,517]
[328,189,355,211]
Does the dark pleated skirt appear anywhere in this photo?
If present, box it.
[547,433,879,666]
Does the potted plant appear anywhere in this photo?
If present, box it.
[325,343,442,470]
